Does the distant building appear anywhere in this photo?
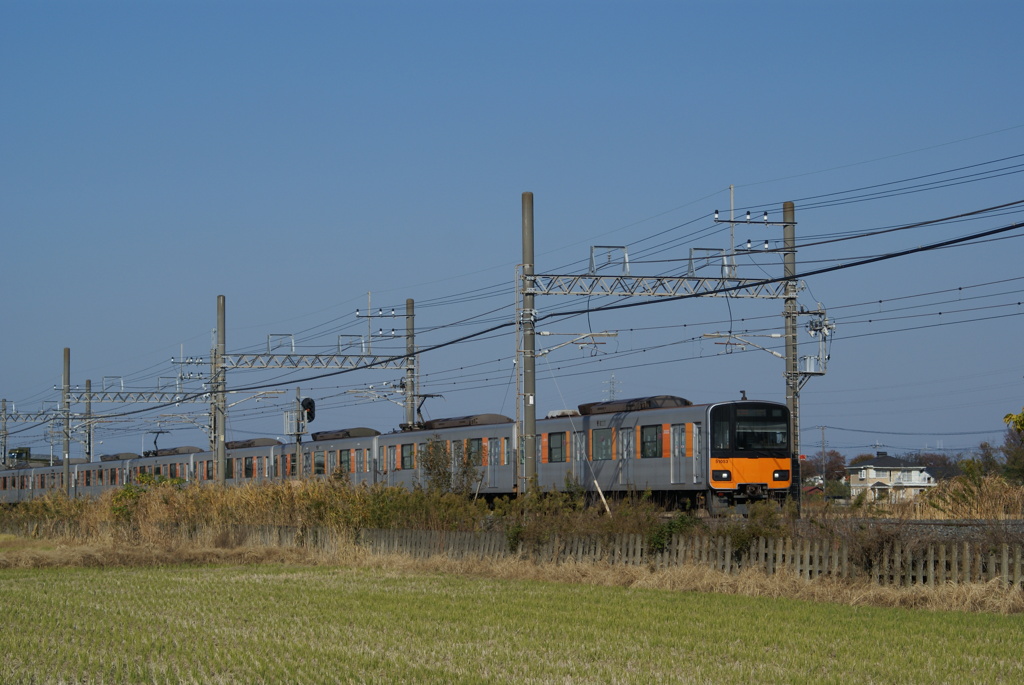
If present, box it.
[846,453,937,502]
[802,484,824,498]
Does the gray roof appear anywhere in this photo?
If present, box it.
[847,455,923,470]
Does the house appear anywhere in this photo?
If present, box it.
[846,453,936,502]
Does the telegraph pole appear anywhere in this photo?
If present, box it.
[62,348,70,496]
[521,191,537,492]
[405,299,416,427]
[294,386,304,478]
[85,379,92,462]
[213,295,227,484]
[783,202,800,472]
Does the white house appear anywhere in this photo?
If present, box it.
[846,454,936,502]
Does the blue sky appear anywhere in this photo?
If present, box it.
[2,1,1023,460]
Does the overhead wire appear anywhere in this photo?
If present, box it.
[10,152,1024,446]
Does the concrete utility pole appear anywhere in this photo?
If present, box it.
[85,379,92,462]
[783,202,800,464]
[405,299,416,428]
[782,202,803,505]
[213,295,227,484]
[294,386,304,478]
[62,348,70,496]
[521,191,537,492]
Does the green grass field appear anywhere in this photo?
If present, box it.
[1,563,1022,684]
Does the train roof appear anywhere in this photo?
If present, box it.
[421,414,513,431]
[311,427,381,442]
[153,446,204,456]
[99,452,141,462]
[546,409,581,418]
[577,395,692,416]
[225,438,282,450]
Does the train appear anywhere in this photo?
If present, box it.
[0,395,796,511]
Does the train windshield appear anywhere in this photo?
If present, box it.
[711,404,789,453]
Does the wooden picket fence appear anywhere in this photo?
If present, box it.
[357,528,1024,589]
[5,520,1023,588]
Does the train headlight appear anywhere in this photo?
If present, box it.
[773,470,790,481]
[712,470,732,481]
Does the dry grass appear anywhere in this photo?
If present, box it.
[4,478,1024,617]
[358,551,1024,615]
[3,533,1022,615]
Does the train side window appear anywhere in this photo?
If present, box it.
[401,444,414,469]
[468,438,482,465]
[548,432,565,463]
[640,425,662,458]
[593,428,613,460]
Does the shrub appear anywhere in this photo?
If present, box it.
[648,511,703,553]
[718,500,790,557]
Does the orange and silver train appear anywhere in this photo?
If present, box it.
[0,395,796,511]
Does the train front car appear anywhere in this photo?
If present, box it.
[707,401,792,512]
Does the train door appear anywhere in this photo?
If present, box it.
[572,431,586,482]
[487,438,499,487]
[618,428,634,486]
[670,424,686,484]
[372,437,381,484]
[693,423,704,485]
[671,423,704,485]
